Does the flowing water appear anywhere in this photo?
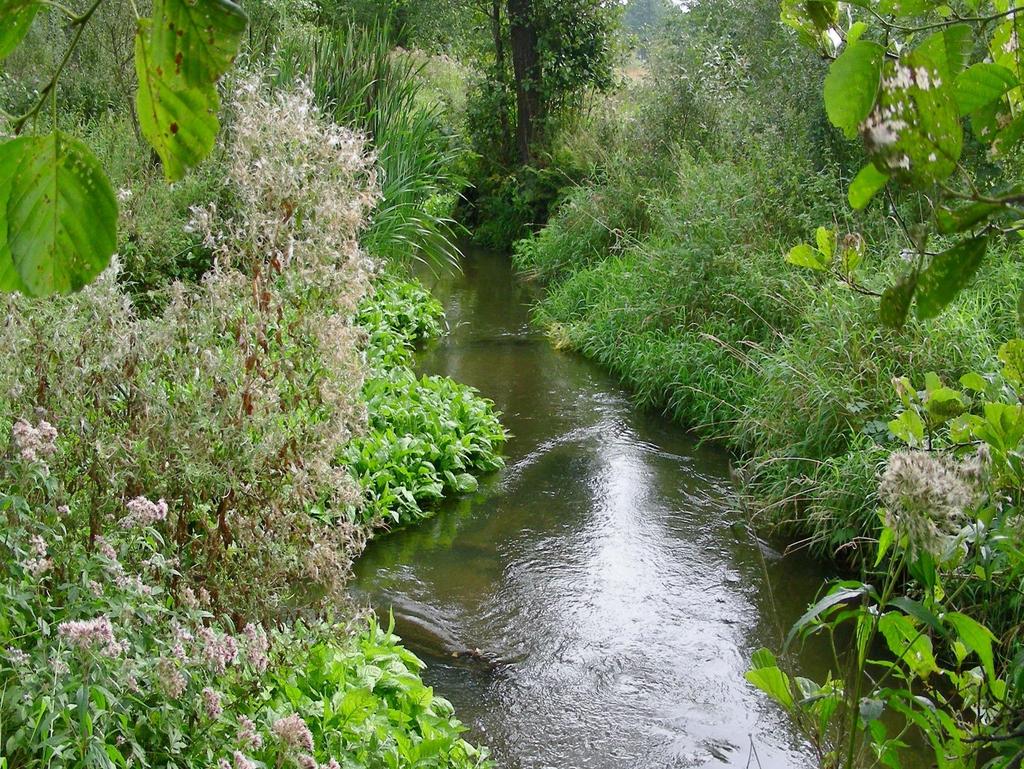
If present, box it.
[352,248,839,768]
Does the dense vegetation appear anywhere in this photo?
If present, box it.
[454,0,1024,764]
[0,7,502,769]
[4,0,1024,765]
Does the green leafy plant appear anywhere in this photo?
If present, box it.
[783,0,1024,327]
[348,276,506,527]
[0,0,246,296]
[749,347,1024,768]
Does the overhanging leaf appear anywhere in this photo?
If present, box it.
[150,0,247,88]
[825,40,885,139]
[0,140,27,292]
[955,62,1017,115]
[863,41,963,184]
[936,199,1005,234]
[880,272,918,328]
[848,163,889,209]
[916,25,971,83]
[915,236,987,319]
[0,0,39,60]
[0,133,117,295]
[135,21,220,182]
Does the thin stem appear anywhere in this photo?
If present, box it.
[868,5,1021,34]
[11,0,108,136]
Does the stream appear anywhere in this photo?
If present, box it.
[352,247,838,768]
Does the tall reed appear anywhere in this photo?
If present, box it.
[275,23,462,269]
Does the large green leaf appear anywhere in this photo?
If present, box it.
[880,272,917,328]
[848,162,889,209]
[150,0,247,88]
[825,40,885,139]
[935,199,1006,234]
[135,21,220,182]
[0,140,27,292]
[915,236,987,319]
[916,25,972,83]
[944,612,995,682]
[955,62,1018,115]
[878,612,939,679]
[863,36,963,184]
[0,133,117,296]
[0,0,39,60]
[746,648,794,709]
[785,242,829,271]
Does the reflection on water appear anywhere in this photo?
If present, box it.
[352,248,828,768]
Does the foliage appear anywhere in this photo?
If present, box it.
[275,24,463,269]
[0,0,246,297]
[348,277,506,527]
[782,0,1024,327]
[513,0,1024,573]
[0,459,490,769]
[0,82,377,621]
[748,359,1024,766]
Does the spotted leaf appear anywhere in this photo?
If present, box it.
[135,20,220,182]
[150,0,247,88]
[0,133,117,296]
[0,0,39,60]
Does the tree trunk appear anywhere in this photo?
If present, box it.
[489,0,513,159]
[507,0,540,164]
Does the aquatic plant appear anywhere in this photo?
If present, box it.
[349,276,507,527]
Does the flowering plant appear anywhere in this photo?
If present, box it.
[747,348,1024,768]
[1,422,491,769]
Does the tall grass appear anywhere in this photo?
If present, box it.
[275,23,462,268]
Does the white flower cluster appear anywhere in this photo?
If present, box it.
[878,449,985,557]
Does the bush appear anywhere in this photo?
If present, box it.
[0,82,376,621]
[0,472,490,769]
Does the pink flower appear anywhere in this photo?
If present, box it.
[122,496,168,529]
[23,535,51,578]
[94,536,118,562]
[272,714,314,752]
[58,616,123,657]
[12,418,58,462]
[157,657,187,698]
[197,626,238,674]
[244,623,269,673]
[234,752,256,769]
[203,687,223,720]
[297,755,317,769]
[238,715,264,750]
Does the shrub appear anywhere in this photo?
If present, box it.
[0,81,376,621]
[0,460,490,769]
